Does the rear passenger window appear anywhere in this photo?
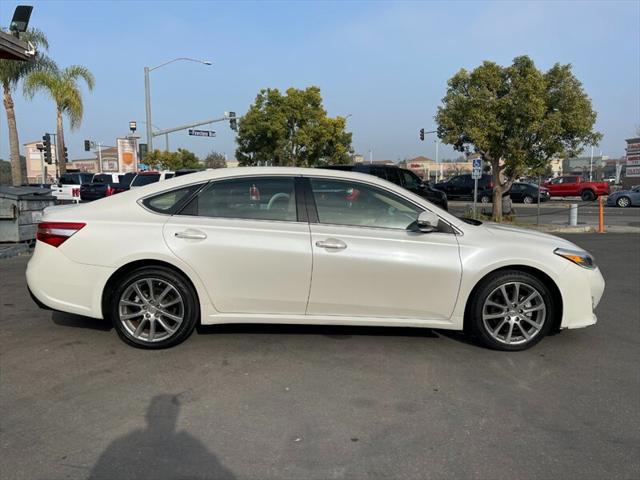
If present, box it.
[142,184,203,214]
[181,177,297,222]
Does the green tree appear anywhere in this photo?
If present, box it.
[24,64,95,175]
[145,148,201,171]
[436,56,601,221]
[236,86,352,166]
[203,151,227,169]
[0,29,52,185]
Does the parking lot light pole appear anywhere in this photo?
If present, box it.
[144,58,212,152]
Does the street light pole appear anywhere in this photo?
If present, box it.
[144,66,153,152]
[143,57,212,154]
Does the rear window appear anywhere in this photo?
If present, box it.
[92,174,112,184]
[165,173,175,179]
[132,174,161,186]
[142,184,203,214]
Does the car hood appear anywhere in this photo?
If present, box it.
[482,222,579,250]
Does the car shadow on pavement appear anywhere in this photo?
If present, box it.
[52,311,112,331]
[196,323,441,341]
[87,394,235,480]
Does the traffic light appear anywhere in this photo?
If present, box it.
[42,134,52,164]
[419,128,425,141]
[63,146,68,163]
[229,111,237,131]
[84,140,91,151]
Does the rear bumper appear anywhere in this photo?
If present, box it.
[26,241,114,319]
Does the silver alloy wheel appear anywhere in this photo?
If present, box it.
[118,277,185,343]
[617,196,630,208]
[482,281,546,345]
[523,195,534,204]
[480,196,490,204]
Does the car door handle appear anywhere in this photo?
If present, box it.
[315,238,347,250]
[174,230,207,240]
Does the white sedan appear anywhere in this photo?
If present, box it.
[27,167,605,351]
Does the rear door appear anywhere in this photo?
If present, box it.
[163,176,312,314]
[304,176,461,320]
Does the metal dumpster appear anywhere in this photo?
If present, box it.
[0,186,56,243]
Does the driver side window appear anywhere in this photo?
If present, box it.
[309,178,421,230]
[182,177,297,222]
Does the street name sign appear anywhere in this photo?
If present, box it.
[188,129,216,137]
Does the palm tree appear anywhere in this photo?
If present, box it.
[24,65,95,175]
[0,29,51,185]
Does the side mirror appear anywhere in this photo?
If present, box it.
[416,210,439,233]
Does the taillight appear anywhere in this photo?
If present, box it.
[106,185,114,196]
[488,181,494,189]
[36,222,86,247]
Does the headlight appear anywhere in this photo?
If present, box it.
[554,247,596,269]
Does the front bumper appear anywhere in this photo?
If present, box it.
[558,264,605,329]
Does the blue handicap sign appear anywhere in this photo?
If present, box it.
[473,158,482,169]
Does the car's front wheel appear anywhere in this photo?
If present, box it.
[467,270,554,351]
[616,196,631,208]
[109,266,199,349]
[522,195,534,204]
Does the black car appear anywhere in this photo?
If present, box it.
[80,172,136,201]
[478,182,551,204]
[320,164,448,210]
[434,173,493,200]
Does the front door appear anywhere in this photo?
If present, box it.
[304,177,462,320]
[163,176,312,314]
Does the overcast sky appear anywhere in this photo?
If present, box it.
[1,0,638,162]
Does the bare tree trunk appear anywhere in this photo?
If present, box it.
[3,83,25,186]
[491,159,503,222]
[56,108,66,176]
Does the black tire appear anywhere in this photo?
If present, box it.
[109,266,199,349]
[466,270,555,351]
[616,196,631,208]
[581,189,595,202]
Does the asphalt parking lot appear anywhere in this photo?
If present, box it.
[1,233,639,480]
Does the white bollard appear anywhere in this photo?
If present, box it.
[569,203,578,226]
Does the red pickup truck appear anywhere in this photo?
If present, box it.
[543,175,610,201]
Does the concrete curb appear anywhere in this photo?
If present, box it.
[0,243,32,259]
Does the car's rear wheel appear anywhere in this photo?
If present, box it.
[581,189,595,202]
[616,196,631,208]
[522,195,534,204]
[480,195,491,204]
[467,270,554,351]
[110,266,199,349]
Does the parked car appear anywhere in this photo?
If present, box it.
[542,175,610,201]
[606,185,640,208]
[80,173,134,202]
[478,182,550,204]
[434,174,493,200]
[27,167,604,352]
[130,170,175,188]
[320,164,448,210]
[50,172,94,202]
